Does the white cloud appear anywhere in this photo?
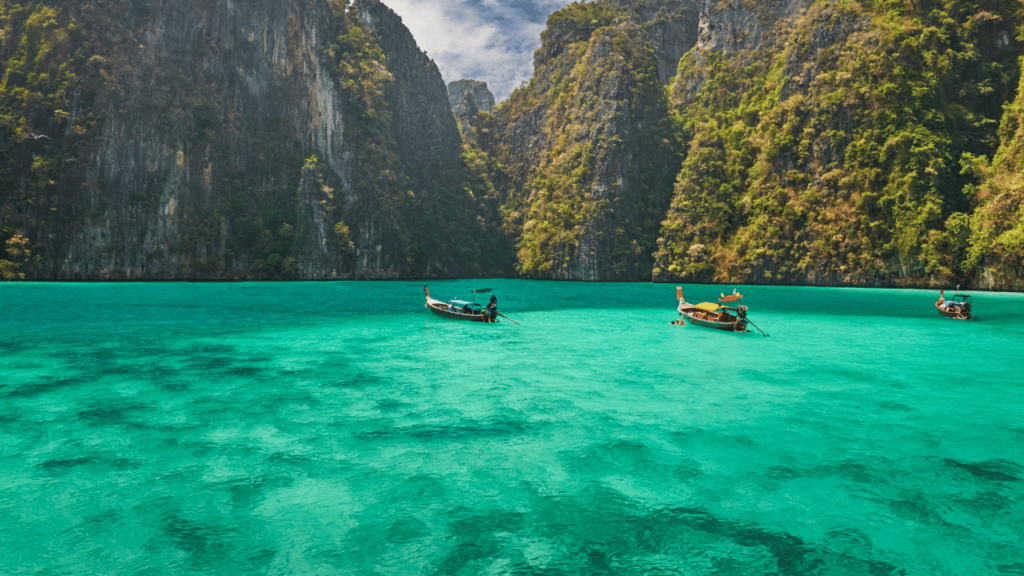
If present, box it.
[375,0,576,101]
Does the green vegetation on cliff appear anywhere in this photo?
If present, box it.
[542,1,623,44]
[656,0,1024,286]
[0,0,314,278]
[327,2,414,269]
[966,58,1024,287]
[493,1,681,279]
[328,1,510,277]
[0,1,76,278]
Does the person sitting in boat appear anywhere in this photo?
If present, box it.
[463,304,472,314]
[486,296,498,322]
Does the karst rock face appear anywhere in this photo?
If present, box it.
[447,79,495,143]
[488,0,1024,288]
[669,0,815,100]
[607,0,699,85]
[656,0,1023,289]
[352,0,465,203]
[480,0,837,282]
[969,63,1024,292]
[484,0,709,281]
[3,0,1024,288]
[448,80,495,116]
[0,0,476,280]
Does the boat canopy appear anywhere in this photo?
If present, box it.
[694,302,721,312]
[941,290,971,302]
[448,300,480,307]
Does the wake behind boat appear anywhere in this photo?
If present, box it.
[424,287,499,323]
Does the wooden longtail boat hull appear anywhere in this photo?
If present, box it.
[685,314,748,331]
[427,303,497,322]
[424,287,498,323]
[935,302,975,321]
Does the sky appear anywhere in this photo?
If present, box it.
[375,0,577,101]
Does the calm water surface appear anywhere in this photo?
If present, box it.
[1,281,1022,575]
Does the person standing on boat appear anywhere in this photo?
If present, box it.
[486,296,498,323]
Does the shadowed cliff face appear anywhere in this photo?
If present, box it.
[109,0,357,280]
[352,0,464,197]
[0,0,492,280]
[2,0,351,279]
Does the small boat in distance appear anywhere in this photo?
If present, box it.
[424,287,498,323]
[676,287,754,333]
[936,288,976,321]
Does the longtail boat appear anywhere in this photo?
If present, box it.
[424,287,498,323]
[936,288,976,321]
[675,287,751,333]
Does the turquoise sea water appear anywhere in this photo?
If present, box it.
[1,281,1023,575]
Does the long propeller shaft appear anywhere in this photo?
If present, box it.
[497,312,521,326]
[747,318,769,337]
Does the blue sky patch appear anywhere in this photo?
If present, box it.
[377,0,576,100]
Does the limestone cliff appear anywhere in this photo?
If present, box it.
[0,0,491,280]
[672,0,813,99]
[968,64,1024,292]
[4,0,1024,289]
[608,0,699,84]
[655,0,1024,289]
[486,0,1024,288]
[490,1,685,280]
[448,79,494,116]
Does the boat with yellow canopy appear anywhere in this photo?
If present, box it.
[675,287,752,333]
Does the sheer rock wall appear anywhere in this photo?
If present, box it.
[1,0,473,280]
